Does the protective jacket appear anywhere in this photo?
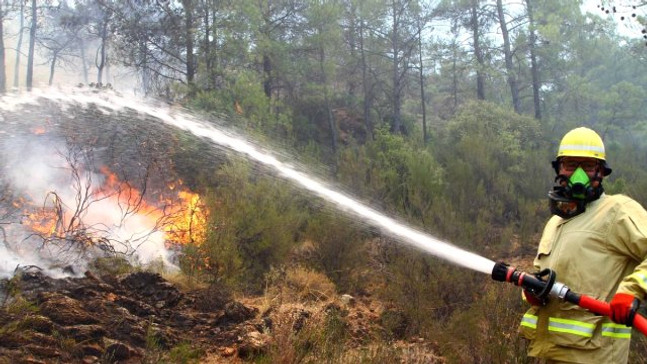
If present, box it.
[521,193,647,363]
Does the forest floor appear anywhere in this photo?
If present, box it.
[0,266,445,363]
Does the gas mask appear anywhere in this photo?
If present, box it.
[548,167,603,219]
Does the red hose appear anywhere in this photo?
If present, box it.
[579,295,647,336]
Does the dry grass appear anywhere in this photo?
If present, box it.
[162,271,210,292]
[258,265,337,316]
[284,266,337,302]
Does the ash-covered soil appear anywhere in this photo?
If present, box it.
[0,268,259,363]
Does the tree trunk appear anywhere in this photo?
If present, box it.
[526,0,542,120]
[359,16,373,140]
[13,0,24,88]
[182,0,196,91]
[496,0,520,113]
[391,0,402,133]
[79,38,89,84]
[417,21,427,143]
[471,0,485,100]
[96,20,107,84]
[26,0,37,91]
[263,54,272,98]
[346,3,357,100]
[203,2,218,90]
[452,41,458,109]
[0,3,6,93]
[319,45,337,156]
[48,52,57,86]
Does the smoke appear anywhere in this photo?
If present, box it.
[2,135,72,200]
[0,119,177,278]
[0,244,22,280]
[0,88,495,281]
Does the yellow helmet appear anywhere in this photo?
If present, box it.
[554,127,612,176]
[557,127,606,160]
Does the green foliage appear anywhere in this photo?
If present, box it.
[88,256,136,276]
[303,211,368,293]
[3,295,39,315]
[167,342,203,364]
[189,70,293,141]
[598,81,647,128]
[182,159,306,293]
[433,100,549,253]
[337,126,444,221]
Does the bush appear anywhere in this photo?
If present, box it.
[303,211,369,293]
[264,266,337,304]
[183,159,306,293]
[437,283,529,363]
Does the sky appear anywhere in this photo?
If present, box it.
[581,0,647,37]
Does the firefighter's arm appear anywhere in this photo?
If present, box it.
[613,199,647,300]
[610,199,647,324]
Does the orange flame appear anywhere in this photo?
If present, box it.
[163,190,207,246]
[20,166,208,247]
[31,127,47,135]
[25,209,60,236]
[96,166,208,246]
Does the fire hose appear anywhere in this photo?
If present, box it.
[491,261,647,336]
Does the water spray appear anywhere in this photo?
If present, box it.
[0,89,495,275]
[3,89,642,336]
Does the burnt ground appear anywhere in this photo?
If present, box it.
[0,268,260,363]
[0,267,443,363]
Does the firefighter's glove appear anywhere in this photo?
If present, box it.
[523,289,547,306]
[610,293,640,326]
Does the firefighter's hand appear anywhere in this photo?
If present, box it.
[523,289,546,306]
[610,293,640,326]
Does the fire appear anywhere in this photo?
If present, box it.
[18,194,66,238]
[31,127,47,135]
[19,166,208,249]
[95,166,208,246]
[25,209,60,236]
[163,190,208,246]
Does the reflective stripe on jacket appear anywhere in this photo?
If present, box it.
[520,194,647,364]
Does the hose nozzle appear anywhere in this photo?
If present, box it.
[491,261,556,302]
[491,261,513,282]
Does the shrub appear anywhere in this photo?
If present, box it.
[264,266,336,304]
[183,159,306,293]
[436,282,529,363]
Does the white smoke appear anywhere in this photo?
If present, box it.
[0,244,23,279]
[0,132,177,278]
[0,87,495,281]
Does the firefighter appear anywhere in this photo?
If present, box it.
[521,127,647,363]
